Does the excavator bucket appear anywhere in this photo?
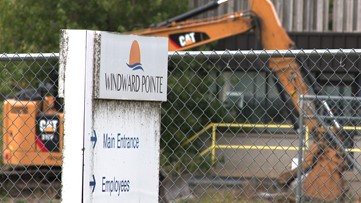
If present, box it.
[302,147,346,201]
[277,143,347,201]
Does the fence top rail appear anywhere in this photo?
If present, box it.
[169,49,361,60]
[1,49,361,61]
[0,53,59,61]
[301,95,361,101]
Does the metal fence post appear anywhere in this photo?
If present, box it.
[296,94,305,203]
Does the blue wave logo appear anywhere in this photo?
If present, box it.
[127,40,144,71]
[127,62,143,71]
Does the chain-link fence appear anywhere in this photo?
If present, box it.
[0,53,61,202]
[0,50,361,202]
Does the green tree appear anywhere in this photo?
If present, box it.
[0,0,188,94]
[0,0,188,52]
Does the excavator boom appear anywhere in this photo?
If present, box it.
[132,13,253,51]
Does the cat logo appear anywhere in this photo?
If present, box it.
[178,32,196,47]
[39,119,58,134]
[36,115,60,152]
[169,32,209,49]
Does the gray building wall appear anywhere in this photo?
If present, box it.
[189,0,361,32]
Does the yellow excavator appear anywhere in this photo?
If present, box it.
[2,0,354,201]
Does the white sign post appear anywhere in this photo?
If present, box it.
[59,30,168,203]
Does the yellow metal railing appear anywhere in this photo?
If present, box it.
[184,123,361,163]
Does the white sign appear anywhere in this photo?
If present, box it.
[89,101,160,202]
[60,30,165,203]
[97,33,168,101]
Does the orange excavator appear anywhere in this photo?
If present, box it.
[133,0,352,201]
[3,83,63,167]
[133,0,353,201]
[2,0,354,201]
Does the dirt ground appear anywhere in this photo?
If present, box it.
[162,176,359,203]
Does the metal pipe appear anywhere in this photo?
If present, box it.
[296,96,305,203]
[152,0,229,27]
[306,115,361,121]
[0,53,59,61]
[321,100,341,130]
[302,94,361,101]
[306,102,361,174]
[168,49,361,59]
[1,49,360,61]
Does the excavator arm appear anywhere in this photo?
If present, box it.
[251,1,350,201]
[249,0,317,129]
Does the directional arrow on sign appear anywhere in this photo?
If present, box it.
[91,130,97,148]
[89,175,96,193]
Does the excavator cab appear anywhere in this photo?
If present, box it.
[2,82,63,167]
